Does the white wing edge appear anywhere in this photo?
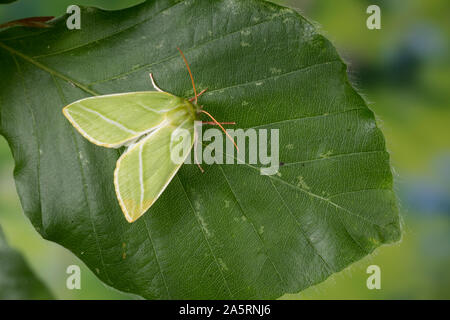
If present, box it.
[63,105,168,148]
[114,121,194,223]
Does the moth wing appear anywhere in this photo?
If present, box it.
[114,119,195,222]
[62,91,184,148]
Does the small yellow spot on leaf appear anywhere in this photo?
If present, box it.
[296,176,310,190]
[319,150,333,159]
[218,258,229,271]
[270,67,282,74]
[259,226,265,234]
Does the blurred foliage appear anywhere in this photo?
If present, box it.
[0,226,53,299]
[280,0,450,300]
[0,0,449,299]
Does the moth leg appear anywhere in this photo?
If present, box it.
[200,107,235,125]
[202,121,235,125]
[194,127,204,173]
[189,88,208,102]
[149,73,164,92]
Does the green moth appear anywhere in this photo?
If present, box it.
[63,48,234,223]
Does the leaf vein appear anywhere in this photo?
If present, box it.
[218,166,286,286]
[268,179,335,274]
[32,1,186,58]
[87,17,283,86]
[142,218,172,299]
[0,42,98,96]
[176,175,234,298]
[247,107,365,130]
[205,60,342,96]
[282,150,386,167]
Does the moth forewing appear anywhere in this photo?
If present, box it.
[62,91,182,148]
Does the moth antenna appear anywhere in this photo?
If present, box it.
[200,110,239,152]
[177,47,198,104]
[149,73,164,92]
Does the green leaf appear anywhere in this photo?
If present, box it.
[0,0,401,299]
[0,226,53,299]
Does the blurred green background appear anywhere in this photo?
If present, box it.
[0,0,449,299]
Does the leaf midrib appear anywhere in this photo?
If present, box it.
[0,41,99,96]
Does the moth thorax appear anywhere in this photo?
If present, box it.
[167,102,195,126]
